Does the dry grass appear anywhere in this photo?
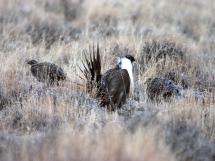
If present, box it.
[0,0,215,161]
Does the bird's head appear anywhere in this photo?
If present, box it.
[26,60,38,65]
[163,79,181,97]
[125,55,135,63]
[116,55,135,69]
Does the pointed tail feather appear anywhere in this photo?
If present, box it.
[80,43,102,93]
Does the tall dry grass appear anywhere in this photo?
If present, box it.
[0,0,215,161]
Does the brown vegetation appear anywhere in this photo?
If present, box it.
[0,0,215,161]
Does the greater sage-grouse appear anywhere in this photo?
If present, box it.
[146,77,181,101]
[80,44,135,111]
[27,60,66,85]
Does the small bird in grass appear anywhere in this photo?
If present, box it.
[146,77,181,102]
[80,44,135,111]
[27,60,66,85]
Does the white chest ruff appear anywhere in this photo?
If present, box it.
[119,58,134,94]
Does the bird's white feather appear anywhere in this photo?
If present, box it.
[118,57,134,94]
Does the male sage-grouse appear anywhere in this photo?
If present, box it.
[27,60,66,85]
[80,44,135,111]
[146,77,181,102]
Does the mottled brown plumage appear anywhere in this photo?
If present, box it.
[27,60,66,85]
[98,68,130,110]
[146,77,181,102]
[164,71,190,89]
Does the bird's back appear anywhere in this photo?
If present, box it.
[30,62,66,84]
[99,68,130,109]
[146,77,181,101]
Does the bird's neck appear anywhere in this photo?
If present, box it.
[120,58,134,94]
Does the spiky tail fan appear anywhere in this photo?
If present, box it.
[80,44,102,94]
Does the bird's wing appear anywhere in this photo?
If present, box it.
[100,69,130,96]
[98,69,130,108]
[30,63,49,81]
[108,69,130,93]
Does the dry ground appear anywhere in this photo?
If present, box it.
[0,0,215,161]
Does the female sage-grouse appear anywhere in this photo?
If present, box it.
[80,44,135,111]
[146,77,181,102]
[27,60,66,85]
